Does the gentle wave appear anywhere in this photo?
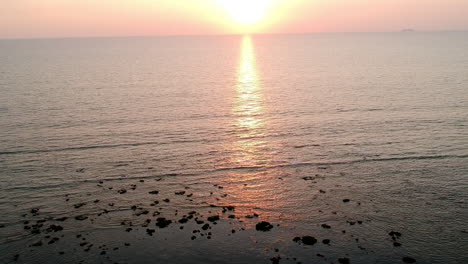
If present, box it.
[213,154,468,172]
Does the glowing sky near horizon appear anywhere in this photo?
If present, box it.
[1,0,468,38]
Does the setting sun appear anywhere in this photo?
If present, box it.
[217,0,274,26]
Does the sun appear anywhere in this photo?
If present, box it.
[218,0,274,26]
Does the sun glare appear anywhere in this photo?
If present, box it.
[218,0,274,26]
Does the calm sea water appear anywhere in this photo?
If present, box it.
[0,32,467,264]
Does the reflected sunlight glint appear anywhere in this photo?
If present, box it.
[230,36,269,167]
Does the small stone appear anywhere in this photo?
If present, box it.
[207,215,220,222]
[338,258,350,264]
[322,239,330,245]
[256,221,273,232]
[156,218,172,228]
[343,199,350,203]
[402,257,416,263]
[389,231,402,240]
[75,215,88,221]
[321,224,331,229]
[270,256,281,264]
[149,191,159,194]
[302,236,317,245]
[146,229,155,236]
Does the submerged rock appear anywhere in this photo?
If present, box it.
[270,256,281,264]
[207,215,220,222]
[402,257,416,263]
[338,257,350,264]
[46,225,63,232]
[156,218,172,228]
[302,236,317,245]
[389,231,402,240]
[75,215,88,221]
[146,229,155,236]
[256,222,273,232]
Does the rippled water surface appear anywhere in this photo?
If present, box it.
[0,32,467,264]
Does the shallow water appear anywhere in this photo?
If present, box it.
[0,32,467,264]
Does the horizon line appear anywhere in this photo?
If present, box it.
[1,29,467,41]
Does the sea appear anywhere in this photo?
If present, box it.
[0,32,467,264]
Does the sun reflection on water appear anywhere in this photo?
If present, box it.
[230,36,270,167]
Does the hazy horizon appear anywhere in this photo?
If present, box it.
[1,29,467,41]
[1,0,468,39]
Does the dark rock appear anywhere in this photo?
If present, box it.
[163,199,170,203]
[293,237,302,242]
[322,239,330,245]
[175,191,186,195]
[207,215,220,222]
[321,224,331,229]
[149,191,159,194]
[30,208,39,214]
[202,224,210,230]
[343,199,350,203]
[46,225,64,232]
[135,210,149,216]
[48,237,59,244]
[256,221,274,232]
[118,189,127,194]
[402,257,416,263]
[156,218,172,228]
[338,258,350,264]
[55,217,68,222]
[389,231,402,240]
[125,228,132,232]
[270,256,281,264]
[179,218,189,224]
[75,215,88,221]
[146,229,155,236]
[302,236,317,245]
[191,236,196,240]
[393,242,402,247]
[13,254,20,261]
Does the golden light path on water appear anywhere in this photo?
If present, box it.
[231,36,268,167]
[222,36,294,222]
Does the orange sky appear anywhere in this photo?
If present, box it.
[1,0,468,38]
